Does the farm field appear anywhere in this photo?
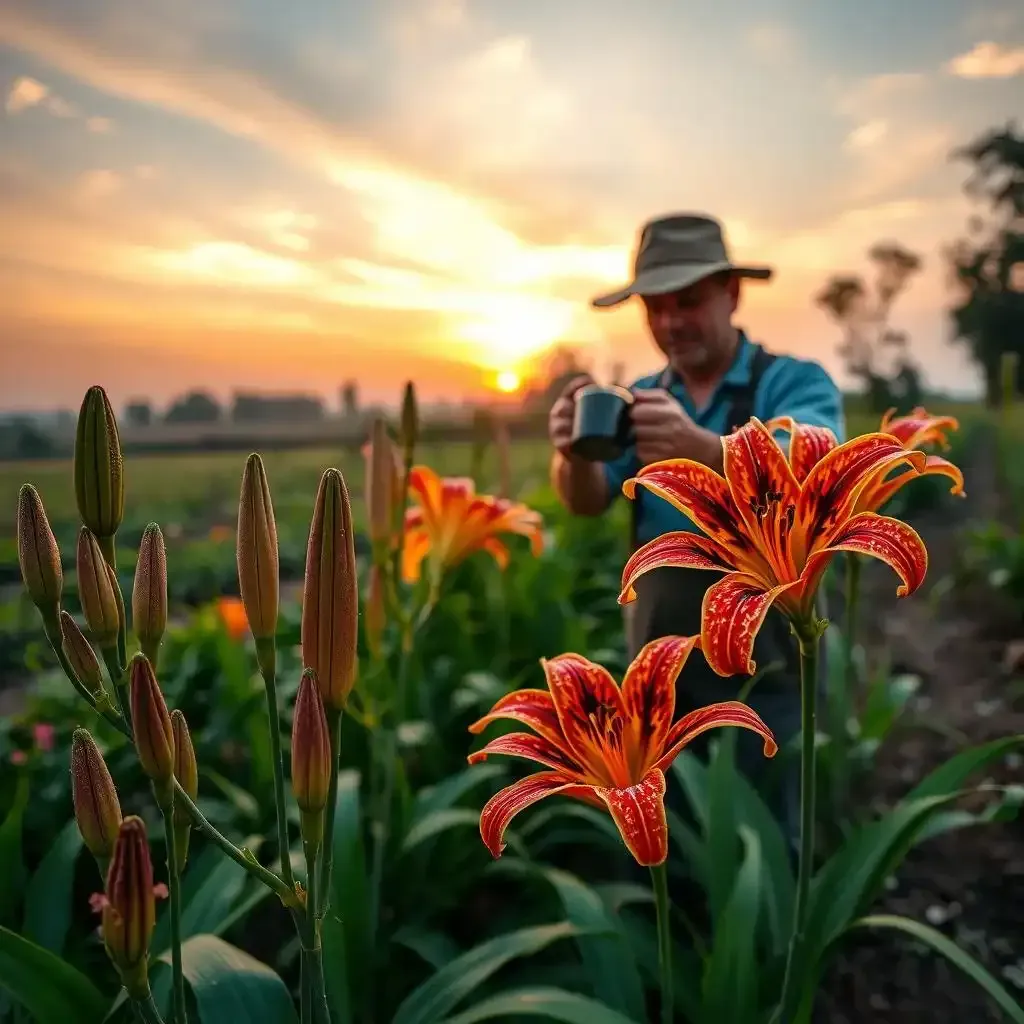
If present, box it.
[1,395,1022,1024]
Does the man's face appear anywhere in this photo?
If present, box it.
[641,272,740,374]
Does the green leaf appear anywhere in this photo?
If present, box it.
[402,809,481,853]
[412,765,506,822]
[156,934,297,1024]
[0,924,110,1023]
[392,925,462,970]
[321,769,370,1024]
[441,986,641,1023]
[0,775,29,925]
[847,915,1024,1024]
[392,922,581,1024]
[23,820,82,955]
[907,735,1024,801]
[701,826,763,1023]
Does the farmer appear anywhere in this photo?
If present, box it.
[547,212,845,839]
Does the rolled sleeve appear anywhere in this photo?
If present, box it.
[602,446,641,502]
[759,360,846,444]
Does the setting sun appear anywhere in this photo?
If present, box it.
[496,370,521,393]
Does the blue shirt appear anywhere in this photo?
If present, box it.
[602,332,846,544]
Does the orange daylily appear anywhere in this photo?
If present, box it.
[765,406,964,513]
[468,635,776,866]
[618,418,931,678]
[216,595,249,640]
[402,465,543,583]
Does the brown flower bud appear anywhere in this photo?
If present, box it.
[291,669,331,845]
[128,654,174,805]
[71,729,122,869]
[365,564,386,659]
[170,710,197,869]
[400,380,418,460]
[237,454,279,642]
[365,417,400,548]
[61,610,105,698]
[301,469,358,710]
[132,524,167,669]
[74,385,124,543]
[102,816,155,998]
[17,484,62,622]
[77,528,120,650]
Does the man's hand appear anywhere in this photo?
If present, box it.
[548,374,595,456]
[631,389,723,470]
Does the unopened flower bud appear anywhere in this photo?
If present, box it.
[170,710,197,869]
[128,654,174,806]
[71,729,122,872]
[237,454,279,648]
[301,470,358,710]
[77,528,120,650]
[102,816,155,999]
[61,610,105,698]
[132,524,167,669]
[291,669,331,845]
[17,484,62,623]
[365,564,386,659]
[74,386,124,545]
[365,417,399,548]
[400,380,418,461]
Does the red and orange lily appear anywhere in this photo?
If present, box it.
[468,635,776,866]
[402,465,543,583]
[618,418,931,678]
[765,406,964,514]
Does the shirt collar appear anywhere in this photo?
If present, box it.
[658,330,754,392]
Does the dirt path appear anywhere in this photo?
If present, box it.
[820,438,1024,1021]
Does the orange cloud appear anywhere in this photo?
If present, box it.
[947,42,1024,78]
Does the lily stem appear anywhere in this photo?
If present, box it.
[650,862,673,1024]
[775,626,820,1023]
[317,709,342,921]
[256,639,296,893]
[161,802,187,1024]
[132,991,166,1024]
[302,841,329,1024]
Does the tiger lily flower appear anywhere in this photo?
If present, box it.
[618,418,931,678]
[468,635,776,866]
[402,465,543,583]
[766,406,964,515]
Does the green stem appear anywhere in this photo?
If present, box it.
[303,842,329,1024]
[173,781,300,909]
[102,647,132,733]
[650,863,673,1024]
[775,626,821,1023]
[317,709,343,921]
[844,553,860,692]
[132,992,166,1024]
[42,616,124,730]
[162,804,187,1024]
[256,639,296,892]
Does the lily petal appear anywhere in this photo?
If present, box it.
[619,530,732,604]
[624,461,756,561]
[467,732,586,777]
[594,768,669,866]
[700,572,801,677]
[858,454,965,513]
[804,511,928,599]
[481,536,511,569]
[478,771,589,858]
[880,407,958,450]
[408,466,444,525]
[400,526,432,583]
[621,635,699,774]
[798,432,927,543]
[722,419,802,580]
[469,688,568,750]
[765,416,839,482]
[542,653,626,782]
[654,700,778,772]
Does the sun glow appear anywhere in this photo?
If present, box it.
[495,370,521,393]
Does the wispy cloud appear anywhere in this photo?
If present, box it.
[946,41,1024,78]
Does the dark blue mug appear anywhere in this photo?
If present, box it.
[569,384,636,462]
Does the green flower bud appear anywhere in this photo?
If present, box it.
[77,528,120,650]
[17,484,62,622]
[74,386,124,543]
[132,524,167,669]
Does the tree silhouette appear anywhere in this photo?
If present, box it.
[947,122,1024,405]
[816,242,924,413]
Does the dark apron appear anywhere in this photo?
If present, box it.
[624,346,808,843]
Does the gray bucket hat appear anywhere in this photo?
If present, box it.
[591,213,773,308]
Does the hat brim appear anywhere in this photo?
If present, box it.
[590,262,773,309]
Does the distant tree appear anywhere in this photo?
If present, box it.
[946,122,1024,405]
[125,401,152,427]
[165,391,221,424]
[816,242,924,414]
[340,381,359,417]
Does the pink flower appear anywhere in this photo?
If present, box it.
[33,723,55,752]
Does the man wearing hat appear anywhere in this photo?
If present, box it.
[548,213,844,838]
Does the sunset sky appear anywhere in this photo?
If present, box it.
[1,0,1022,414]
